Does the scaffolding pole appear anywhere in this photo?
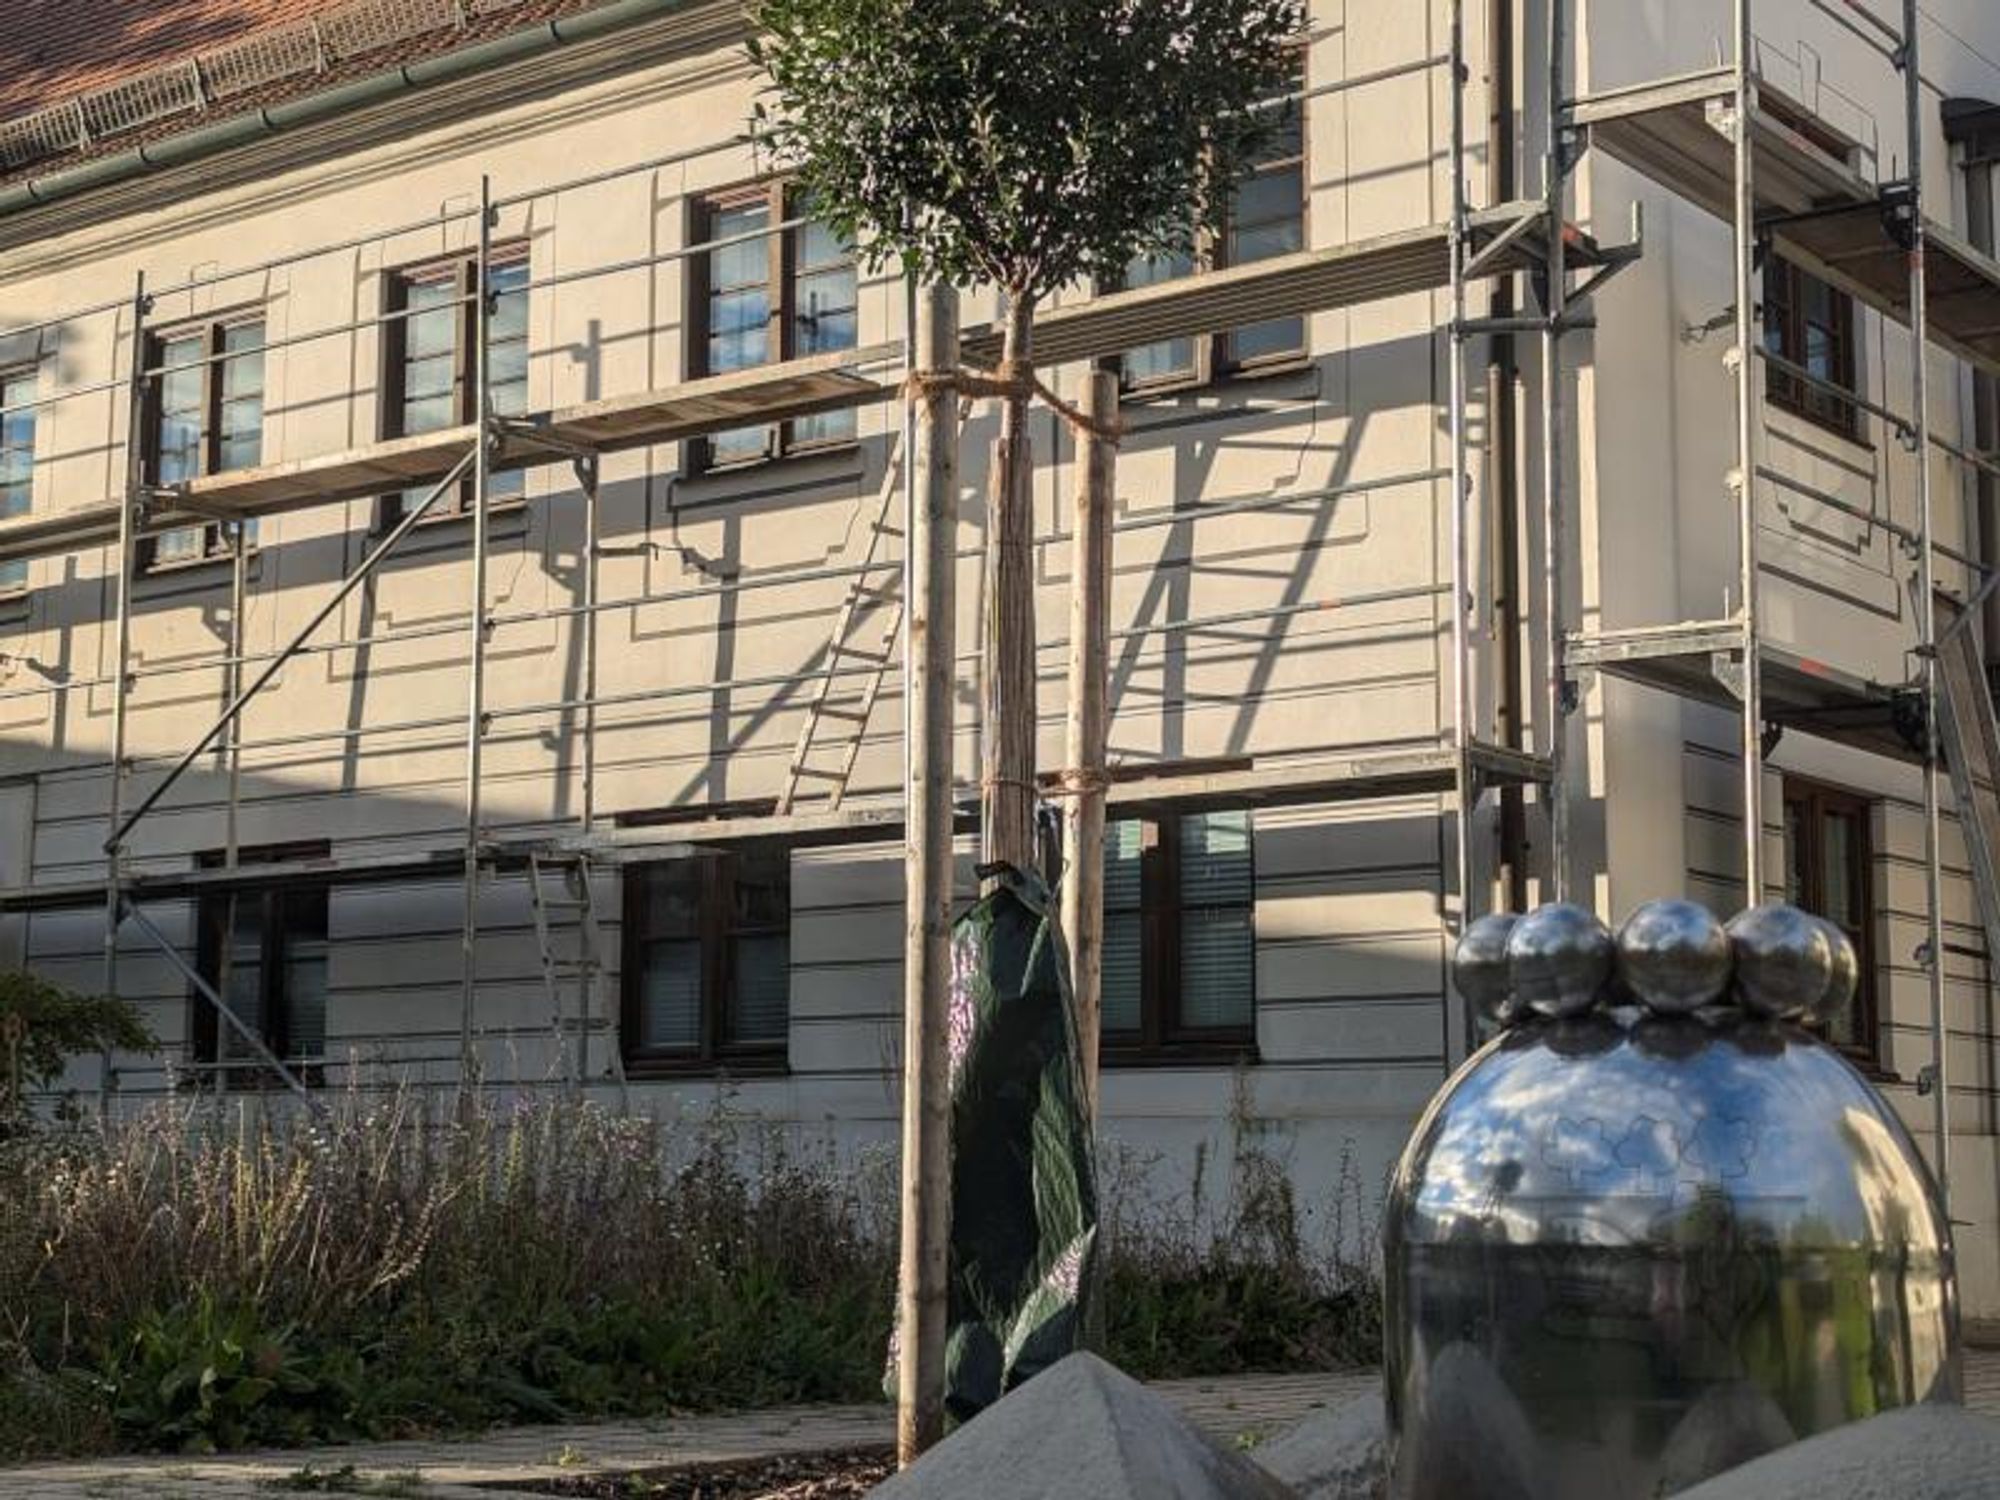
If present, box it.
[1542,0,1572,902]
[1732,0,1768,902]
[1903,0,1951,1202]
[99,269,146,1114]
[580,455,602,833]
[460,176,496,1088]
[576,456,602,1086]
[1447,0,1478,1058]
[106,448,478,849]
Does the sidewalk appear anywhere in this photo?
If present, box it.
[3,1356,1989,1499]
[0,1370,1372,1499]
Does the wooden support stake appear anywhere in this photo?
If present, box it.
[1061,370,1117,1121]
[897,283,959,1465]
[982,296,1037,884]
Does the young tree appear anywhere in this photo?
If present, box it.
[750,0,1304,1457]
[0,972,155,1125]
[750,0,1303,874]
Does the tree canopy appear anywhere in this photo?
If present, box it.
[0,971,155,1108]
[748,0,1305,300]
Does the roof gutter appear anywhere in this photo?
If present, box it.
[0,0,703,219]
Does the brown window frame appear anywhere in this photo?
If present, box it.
[1100,810,1259,1066]
[1764,253,1863,443]
[139,311,267,570]
[1782,777,1879,1067]
[619,841,791,1078]
[190,840,331,1090]
[685,179,860,472]
[378,241,531,525]
[1108,66,1308,395]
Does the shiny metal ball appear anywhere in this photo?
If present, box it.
[1454,913,1522,1028]
[1809,917,1860,1028]
[1727,904,1834,1020]
[1617,899,1733,1015]
[1384,1022,1959,1499]
[1507,903,1614,1019]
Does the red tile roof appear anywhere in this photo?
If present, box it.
[1,1,328,123]
[0,0,624,188]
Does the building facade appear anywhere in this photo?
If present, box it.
[5,0,2000,1315]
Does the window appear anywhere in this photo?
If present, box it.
[0,365,34,592]
[620,844,790,1073]
[1117,73,1306,390]
[689,183,858,469]
[192,843,330,1086]
[382,244,530,521]
[1764,255,1860,440]
[1102,809,1257,1059]
[1782,780,1876,1061]
[143,316,265,567]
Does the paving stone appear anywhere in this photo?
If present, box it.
[869,1353,1294,1500]
[1250,1390,1385,1500]
[1674,1402,2000,1500]
[1,1355,1994,1500]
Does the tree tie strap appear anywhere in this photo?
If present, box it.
[899,360,1125,446]
[1043,767,1112,799]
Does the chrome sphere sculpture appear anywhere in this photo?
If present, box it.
[1616,898,1732,1014]
[1812,916,1861,1028]
[1400,900,1959,1500]
[1505,903,1613,1019]
[1451,912,1522,1027]
[1727,903,1836,1020]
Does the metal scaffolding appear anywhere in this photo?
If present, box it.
[1555,0,2000,1202]
[0,18,1661,1095]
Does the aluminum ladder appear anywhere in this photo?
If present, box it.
[776,450,911,814]
[1930,592,2000,971]
[526,848,621,1095]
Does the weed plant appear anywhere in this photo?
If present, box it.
[0,1082,1380,1459]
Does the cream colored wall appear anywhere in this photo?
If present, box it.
[9,0,2000,1292]
[0,0,1483,1263]
[1580,0,2000,1312]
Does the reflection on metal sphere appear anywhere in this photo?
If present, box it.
[1453,913,1522,1027]
[1383,1022,1959,1500]
[1506,904,1613,1019]
[1728,905,1834,1019]
[1617,899,1732,1015]
[1811,917,1860,1028]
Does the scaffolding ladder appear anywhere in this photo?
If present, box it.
[527,848,620,1095]
[776,449,911,815]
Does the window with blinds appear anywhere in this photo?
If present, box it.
[1102,809,1256,1061]
[193,842,330,1088]
[622,845,791,1073]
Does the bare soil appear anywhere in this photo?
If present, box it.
[518,1446,895,1499]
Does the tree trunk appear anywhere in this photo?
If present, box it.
[1061,370,1117,1122]
[982,294,1038,885]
